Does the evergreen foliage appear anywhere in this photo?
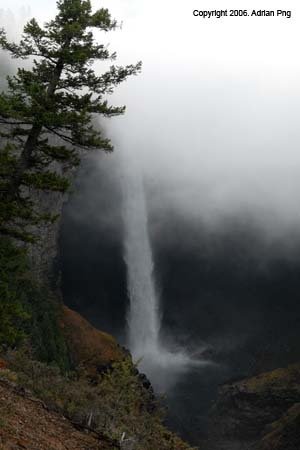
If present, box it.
[22,287,70,370]
[0,0,141,240]
[0,237,70,369]
[0,238,29,347]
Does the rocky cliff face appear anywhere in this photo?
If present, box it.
[206,364,300,450]
[27,190,67,284]
[26,158,76,285]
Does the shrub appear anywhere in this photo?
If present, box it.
[0,238,30,348]
[8,351,194,450]
[0,237,70,370]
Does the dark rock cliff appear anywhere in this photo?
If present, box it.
[26,158,76,285]
[205,364,300,450]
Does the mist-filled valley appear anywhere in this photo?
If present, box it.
[1,0,300,448]
[61,152,300,443]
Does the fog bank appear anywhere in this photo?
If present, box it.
[3,0,300,238]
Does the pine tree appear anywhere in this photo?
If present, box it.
[0,0,141,241]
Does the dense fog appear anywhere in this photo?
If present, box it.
[3,0,300,442]
[3,0,300,239]
[98,0,300,238]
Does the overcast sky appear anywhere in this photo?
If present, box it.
[2,0,300,235]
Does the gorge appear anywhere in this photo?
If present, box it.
[61,151,300,445]
[1,0,300,448]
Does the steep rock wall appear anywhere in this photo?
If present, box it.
[206,364,300,450]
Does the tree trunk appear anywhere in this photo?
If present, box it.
[9,39,71,197]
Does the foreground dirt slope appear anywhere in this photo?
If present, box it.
[0,379,114,450]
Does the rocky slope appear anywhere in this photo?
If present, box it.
[0,377,115,450]
[206,364,300,450]
[60,305,124,372]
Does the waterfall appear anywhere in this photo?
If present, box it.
[122,155,204,391]
[123,169,160,358]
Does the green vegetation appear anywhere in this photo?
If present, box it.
[0,0,141,241]
[0,238,29,347]
[4,352,194,450]
[0,3,193,449]
[0,413,6,429]
[0,0,140,361]
[262,403,300,450]
[0,0,140,367]
[244,364,300,392]
[0,237,70,369]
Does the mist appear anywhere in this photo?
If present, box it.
[4,0,300,368]
[4,0,300,241]
[93,0,300,240]
[3,0,300,441]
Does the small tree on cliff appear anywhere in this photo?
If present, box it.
[0,0,141,241]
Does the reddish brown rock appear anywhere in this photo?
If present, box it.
[60,306,124,373]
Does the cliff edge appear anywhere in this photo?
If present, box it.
[206,364,300,450]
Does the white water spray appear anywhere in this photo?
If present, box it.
[122,156,206,391]
[123,169,160,356]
